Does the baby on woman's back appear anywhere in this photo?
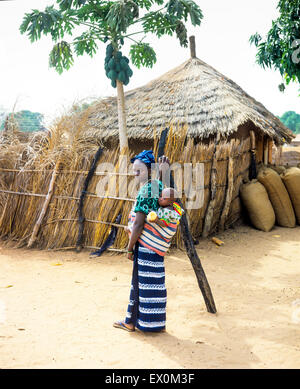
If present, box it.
[126,187,184,256]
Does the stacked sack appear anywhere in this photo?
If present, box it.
[280,167,300,225]
[240,166,300,231]
[240,179,275,232]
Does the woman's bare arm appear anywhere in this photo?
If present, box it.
[127,212,146,253]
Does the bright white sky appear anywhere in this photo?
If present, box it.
[0,0,299,126]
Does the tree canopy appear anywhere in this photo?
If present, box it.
[279,110,300,134]
[249,0,300,93]
[20,0,203,82]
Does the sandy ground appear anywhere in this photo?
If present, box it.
[0,224,299,369]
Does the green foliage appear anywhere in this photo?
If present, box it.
[130,43,157,68]
[106,1,139,33]
[166,0,203,26]
[73,31,98,57]
[0,110,44,132]
[279,111,300,134]
[20,5,77,43]
[249,0,300,92]
[20,0,203,86]
[49,41,74,74]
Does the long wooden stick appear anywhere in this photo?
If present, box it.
[27,160,61,248]
[263,137,269,165]
[76,147,103,252]
[219,144,234,232]
[202,134,220,238]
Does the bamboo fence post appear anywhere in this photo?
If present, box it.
[219,143,234,232]
[76,147,103,252]
[202,135,220,238]
[250,130,256,151]
[158,128,217,314]
[249,130,257,180]
[268,139,273,165]
[27,160,61,248]
[257,134,264,163]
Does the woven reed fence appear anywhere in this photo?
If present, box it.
[0,121,251,252]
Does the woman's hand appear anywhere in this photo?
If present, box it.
[158,155,170,182]
[127,250,134,261]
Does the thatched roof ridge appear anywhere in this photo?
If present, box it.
[83,57,294,144]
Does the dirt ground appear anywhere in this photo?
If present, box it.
[0,224,299,369]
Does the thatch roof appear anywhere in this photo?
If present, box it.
[82,56,294,145]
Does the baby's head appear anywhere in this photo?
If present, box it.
[158,187,178,207]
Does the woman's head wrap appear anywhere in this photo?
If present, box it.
[130,150,155,168]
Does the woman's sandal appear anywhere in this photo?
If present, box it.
[113,321,135,332]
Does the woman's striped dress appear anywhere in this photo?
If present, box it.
[123,179,183,332]
[124,244,167,332]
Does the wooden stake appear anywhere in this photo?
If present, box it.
[76,147,103,252]
[263,137,269,165]
[202,134,220,238]
[27,160,61,248]
[268,140,273,165]
[189,35,196,58]
[250,130,256,150]
[219,149,234,232]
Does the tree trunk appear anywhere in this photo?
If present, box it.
[116,80,128,153]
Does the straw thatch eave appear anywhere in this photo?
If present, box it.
[81,57,294,145]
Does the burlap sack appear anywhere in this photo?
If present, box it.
[240,179,275,232]
[257,167,296,227]
[268,165,286,175]
[281,167,300,224]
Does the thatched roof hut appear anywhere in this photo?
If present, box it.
[82,37,294,150]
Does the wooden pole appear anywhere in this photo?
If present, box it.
[219,144,234,232]
[257,134,264,163]
[189,35,196,58]
[202,134,220,238]
[268,139,273,165]
[249,130,257,180]
[250,130,256,151]
[76,147,103,252]
[157,128,217,314]
[263,137,269,165]
[27,160,61,248]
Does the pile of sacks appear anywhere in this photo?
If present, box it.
[240,166,300,232]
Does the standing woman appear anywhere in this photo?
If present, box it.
[113,150,169,333]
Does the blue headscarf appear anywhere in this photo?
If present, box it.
[130,150,155,168]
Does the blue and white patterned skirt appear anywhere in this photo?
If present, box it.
[124,244,167,332]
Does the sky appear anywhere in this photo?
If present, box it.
[0,0,299,126]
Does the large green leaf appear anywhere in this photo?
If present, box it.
[130,42,156,68]
[49,41,74,74]
[20,6,77,42]
[73,31,99,56]
[106,0,139,33]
